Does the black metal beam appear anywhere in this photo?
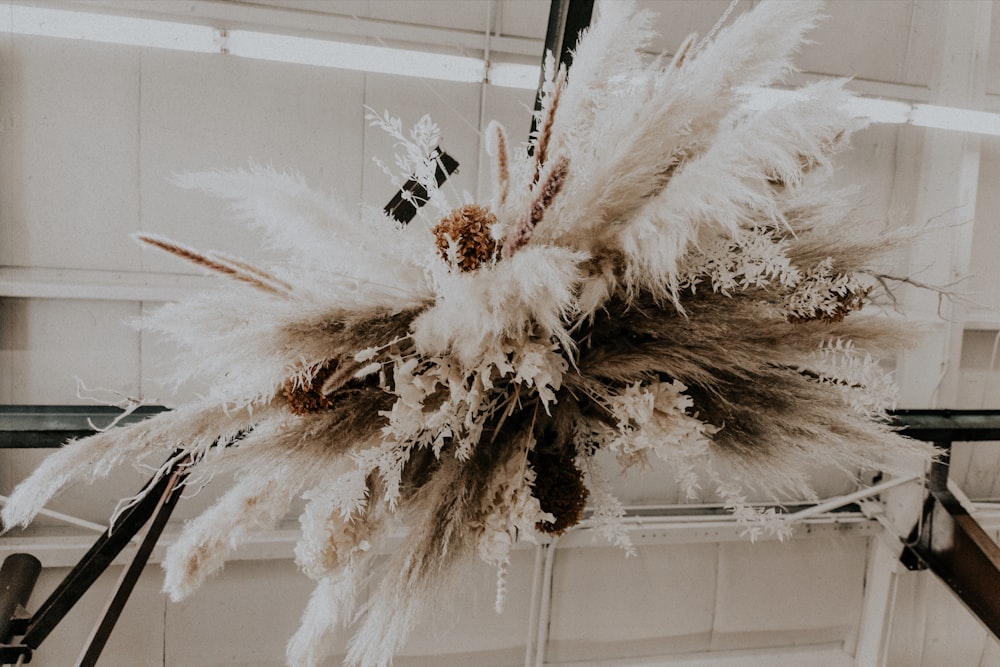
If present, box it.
[901,447,1000,638]
[529,0,595,146]
[890,409,1000,442]
[75,467,186,667]
[17,469,178,649]
[540,0,595,71]
[0,405,168,449]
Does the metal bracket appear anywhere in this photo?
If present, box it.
[892,410,1000,639]
[382,146,459,225]
[1,553,41,664]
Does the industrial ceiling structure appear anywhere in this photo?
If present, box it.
[3,1,1000,665]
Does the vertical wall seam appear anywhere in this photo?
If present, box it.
[136,50,144,400]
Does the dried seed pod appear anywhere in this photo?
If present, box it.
[433,204,499,272]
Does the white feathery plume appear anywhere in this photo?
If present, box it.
[684,0,823,92]
[1,404,262,530]
[287,572,368,667]
[617,79,862,301]
[163,473,298,600]
[173,165,433,309]
[2,3,937,666]
[535,0,825,254]
[413,245,586,365]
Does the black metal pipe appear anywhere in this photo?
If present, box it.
[75,469,186,667]
[529,0,595,147]
[0,553,41,644]
[890,409,1000,442]
[20,469,176,649]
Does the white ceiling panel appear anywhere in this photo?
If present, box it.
[547,543,718,662]
[497,0,548,40]
[0,37,142,272]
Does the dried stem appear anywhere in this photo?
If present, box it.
[533,67,566,185]
[874,273,970,317]
[207,250,294,293]
[493,123,510,209]
[137,234,286,296]
[669,33,698,69]
[503,156,570,258]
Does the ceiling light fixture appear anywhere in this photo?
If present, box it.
[0,4,218,53]
[486,62,541,90]
[746,87,1000,137]
[3,4,1000,133]
[224,29,486,83]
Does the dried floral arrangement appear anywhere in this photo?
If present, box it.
[3,1,932,665]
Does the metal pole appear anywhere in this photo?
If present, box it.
[0,554,41,644]
[529,0,595,147]
[74,468,186,667]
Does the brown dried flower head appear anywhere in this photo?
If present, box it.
[529,444,589,535]
[284,359,339,415]
[433,204,499,272]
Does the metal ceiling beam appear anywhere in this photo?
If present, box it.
[900,445,1000,639]
[529,0,594,144]
[891,409,1000,442]
[892,409,1000,641]
[0,405,168,449]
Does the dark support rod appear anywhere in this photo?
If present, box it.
[383,147,460,225]
[1,554,42,647]
[529,0,595,145]
[19,468,178,649]
[541,0,595,70]
[900,443,1000,639]
[75,468,186,667]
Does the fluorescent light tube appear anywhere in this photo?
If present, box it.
[842,96,912,125]
[226,30,485,83]
[0,4,217,53]
[487,62,540,90]
[744,87,1000,137]
[910,104,1000,136]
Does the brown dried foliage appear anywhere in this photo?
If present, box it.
[529,442,588,535]
[788,284,872,324]
[533,69,566,185]
[284,359,339,415]
[493,124,511,208]
[569,290,911,465]
[502,157,570,258]
[137,234,286,295]
[433,204,499,272]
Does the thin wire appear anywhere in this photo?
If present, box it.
[694,0,741,55]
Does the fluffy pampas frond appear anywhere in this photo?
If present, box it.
[3,2,934,666]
